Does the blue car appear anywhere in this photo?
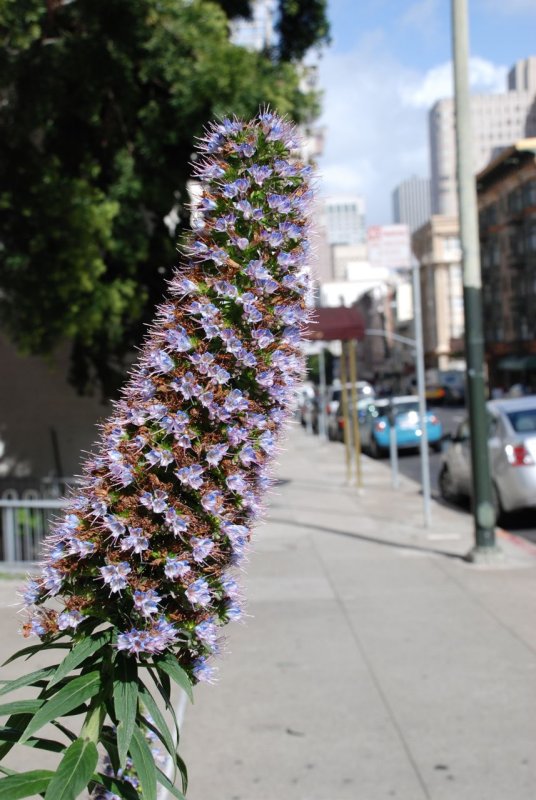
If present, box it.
[361,396,443,458]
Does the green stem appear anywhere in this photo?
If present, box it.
[80,699,105,744]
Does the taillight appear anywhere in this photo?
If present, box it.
[375,421,387,432]
[338,418,344,429]
[505,443,534,467]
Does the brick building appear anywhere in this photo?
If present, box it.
[477,138,536,392]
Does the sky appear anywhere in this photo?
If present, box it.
[316,0,536,225]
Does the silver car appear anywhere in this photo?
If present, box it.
[439,396,536,520]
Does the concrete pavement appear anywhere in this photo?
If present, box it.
[1,424,535,799]
[180,426,536,799]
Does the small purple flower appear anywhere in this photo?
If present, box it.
[224,389,249,413]
[42,566,63,596]
[201,490,224,515]
[221,577,240,600]
[175,464,204,490]
[165,327,192,352]
[185,578,211,607]
[226,473,248,494]
[227,425,249,446]
[206,443,229,466]
[58,610,84,630]
[248,164,273,185]
[251,328,275,349]
[165,508,189,535]
[149,349,174,374]
[23,580,41,606]
[239,444,258,467]
[195,619,219,649]
[164,557,191,580]
[172,277,198,294]
[191,537,214,563]
[225,601,243,621]
[100,562,131,593]
[117,629,153,655]
[120,528,149,555]
[133,589,160,617]
[192,657,217,683]
[209,365,231,385]
[190,352,215,374]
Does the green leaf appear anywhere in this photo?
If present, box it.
[0,699,43,717]
[113,653,138,767]
[156,767,186,800]
[0,769,54,799]
[138,685,177,764]
[21,671,101,742]
[154,654,193,702]
[48,630,112,688]
[0,714,31,759]
[0,727,64,753]
[97,773,139,800]
[44,737,98,800]
[130,725,157,800]
[2,642,70,666]
[0,666,55,698]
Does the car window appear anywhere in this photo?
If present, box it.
[506,409,536,433]
[393,402,419,416]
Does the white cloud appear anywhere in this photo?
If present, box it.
[401,57,507,109]
[400,0,439,30]
[317,45,507,225]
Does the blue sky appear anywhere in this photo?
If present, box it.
[317,0,536,224]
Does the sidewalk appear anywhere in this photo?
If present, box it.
[0,426,535,799]
[180,426,536,800]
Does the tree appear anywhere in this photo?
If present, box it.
[0,0,328,395]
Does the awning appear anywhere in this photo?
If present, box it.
[304,306,365,342]
[497,355,536,371]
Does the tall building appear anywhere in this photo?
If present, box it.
[392,176,431,232]
[323,195,366,246]
[230,0,277,50]
[412,217,464,370]
[429,56,536,215]
[477,138,536,392]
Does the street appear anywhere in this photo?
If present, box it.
[328,404,536,544]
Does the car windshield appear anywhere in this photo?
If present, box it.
[393,402,420,416]
[506,408,536,434]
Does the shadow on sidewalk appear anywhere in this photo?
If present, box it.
[268,515,468,561]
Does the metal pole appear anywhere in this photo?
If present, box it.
[452,0,497,557]
[412,263,432,527]
[339,342,353,483]
[319,348,328,440]
[348,340,363,488]
[388,406,399,490]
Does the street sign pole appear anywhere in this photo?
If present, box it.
[452,0,499,559]
[412,264,431,527]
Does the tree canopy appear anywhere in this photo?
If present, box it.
[0,0,329,395]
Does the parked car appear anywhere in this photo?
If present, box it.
[360,396,443,458]
[326,382,375,441]
[438,395,536,521]
[328,398,374,442]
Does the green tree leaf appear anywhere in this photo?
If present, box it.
[0,769,54,799]
[113,653,138,767]
[2,642,70,666]
[21,671,101,742]
[44,737,98,800]
[0,727,64,752]
[154,654,193,702]
[138,684,177,765]
[129,725,157,800]
[48,630,112,688]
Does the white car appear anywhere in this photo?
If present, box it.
[439,396,536,520]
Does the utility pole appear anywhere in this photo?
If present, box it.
[452,0,499,559]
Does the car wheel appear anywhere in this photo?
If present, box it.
[438,464,458,503]
[491,483,505,526]
[370,437,382,459]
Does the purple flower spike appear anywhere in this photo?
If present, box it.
[22,111,313,688]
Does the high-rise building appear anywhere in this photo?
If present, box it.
[429,56,536,215]
[230,0,277,50]
[322,195,366,246]
[392,176,431,232]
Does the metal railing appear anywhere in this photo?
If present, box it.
[0,498,67,564]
